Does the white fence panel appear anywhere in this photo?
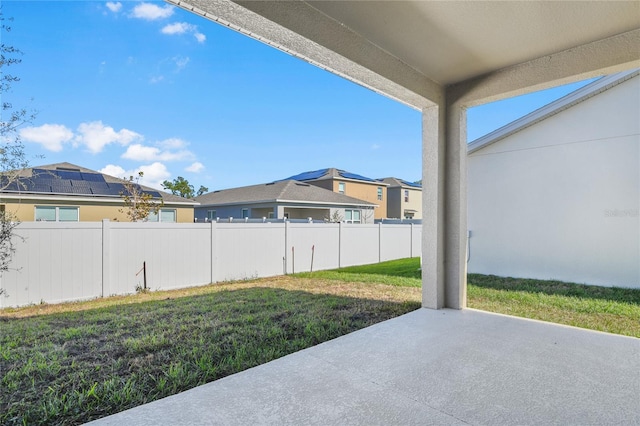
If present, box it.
[0,221,420,308]
[412,224,422,259]
[287,223,340,273]
[107,223,211,295]
[0,222,102,308]
[340,224,380,267]
[215,223,285,281]
[380,224,412,261]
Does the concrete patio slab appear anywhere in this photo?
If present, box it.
[88,308,640,426]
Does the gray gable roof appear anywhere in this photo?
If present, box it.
[195,180,376,207]
[378,177,422,189]
[3,162,196,205]
[468,70,640,154]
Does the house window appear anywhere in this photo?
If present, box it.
[242,208,249,219]
[268,212,274,219]
[344,209,361,224]
[35,206,79,222]
[147,209,177,222]
[338,182,345,194]
[377,187,383,200]
[207,210,217,221]
[404,190,409,202]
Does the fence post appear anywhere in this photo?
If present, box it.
[210,220,217,284]
[378,222,382,263]
[284,220,289,274]
[101,219,110,298]
[410,223,414,258]
[338,221,342,268]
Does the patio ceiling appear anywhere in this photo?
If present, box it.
[168,0,640,108]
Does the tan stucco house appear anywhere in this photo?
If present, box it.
[0,163,197,222]
[286,168,388,220]
[377,177,422,219]
[194,179,375,223]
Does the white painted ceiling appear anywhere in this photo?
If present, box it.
[171,0,640,106]
[304,1,640,85]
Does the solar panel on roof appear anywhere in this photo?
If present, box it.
[88,182,110,195]
[80,173,106,182]
[400,180,422,188]
[33,183,53,193]
[106,183,126,196]
[56,170,82,180]
[338,171,377,182]
[32,169,56,179]
[50,181,75,194]
[286,169,328,181]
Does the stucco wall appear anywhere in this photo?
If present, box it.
[2,199,193,223]
[387,187,422,219]
[468,76,639,288]
[330,180,387,219]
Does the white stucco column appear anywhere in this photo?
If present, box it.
[422,99,468,309]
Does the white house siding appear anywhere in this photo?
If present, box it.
[468,75,639,288]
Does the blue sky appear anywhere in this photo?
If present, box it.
[5,1,596,190]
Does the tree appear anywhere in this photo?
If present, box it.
[0,10,35,277]
[119,172,163,222]
[162,176,208,198]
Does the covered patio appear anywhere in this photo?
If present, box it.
[91,1,639,424]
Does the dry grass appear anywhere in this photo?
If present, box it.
[1,276,421,319]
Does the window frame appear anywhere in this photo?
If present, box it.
[147,208,177,223]
[35,206,79,222]
[338,182,345,194]
[207,210,217,221]
[344,209,361,224]
[404,189,409,202]
[377,187,383,201]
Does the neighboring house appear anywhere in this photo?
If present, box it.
[0,163,198,223]
[467,70,639,288]
[377,177,422,219]
[285,168,388,219]
[194,179,375,222]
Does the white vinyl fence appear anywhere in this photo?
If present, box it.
[0,220,421,308]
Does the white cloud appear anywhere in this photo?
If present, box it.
[106,2,122,13]
[20,124,74,152]
[131,3,174,21]
[161,22,206,43]
[173,56,190,71]
[371,143,381,150]
[149,75,164,84]
[121,142,194,162]
[99,162,170,190]
[137,162,171,189]
[99,164,127,179]
[186,162,204,173]
[75,121,143,154]
[158,138,187,149]
[161,22,194,35]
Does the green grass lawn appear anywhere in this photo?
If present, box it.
[0,279,420,425]
[300,258,640,337]
[2,258,638,424]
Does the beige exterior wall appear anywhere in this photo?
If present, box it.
[307,179,387,219]
[1,199,194,223]
[386,187,422,219]
[333,180,387,219]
